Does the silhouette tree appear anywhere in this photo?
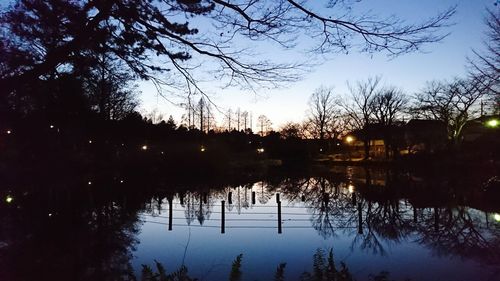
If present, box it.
[83,54,139,120]
[257,115,272,136]
[306,86,341,140]
[344,77,382,159]
[467,8,499,111]
[414,78,489,145]
[1,0,456,97]
[370,86,407,158]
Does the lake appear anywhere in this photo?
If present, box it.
[1,166,499,281]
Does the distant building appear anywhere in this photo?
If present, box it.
[405,119,447,154]
[461,115,500,143]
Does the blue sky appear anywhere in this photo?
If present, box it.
[138,0,497,128]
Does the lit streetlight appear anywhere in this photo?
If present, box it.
[486,118,499,128]
[345,136,354,143]
[6,130,12,135]
[142,145,148,150]
[5,195,13,203]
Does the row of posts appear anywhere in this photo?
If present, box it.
[165,192,369,235]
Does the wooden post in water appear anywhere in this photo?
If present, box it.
[252,191,256,205]
[357,202,363,234]
[221,200,225,234]
[277,200,282,234]
[168,197,173,231]
[228,192,232,205]
[276,193,280,203]
[301,195,306,202]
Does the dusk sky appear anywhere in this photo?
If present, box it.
[1,0,495,128]
[138,0,496,128]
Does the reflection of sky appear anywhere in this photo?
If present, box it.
[138,0,497,128]
[132,191,498,281]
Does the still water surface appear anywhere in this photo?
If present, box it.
[133,182,500,281]
[1,167,499,280]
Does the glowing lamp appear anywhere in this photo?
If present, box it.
[120,180,124,184]
[6,130,11,134]
[5,195,13,203]
[348,185,354,194]
[345,136,354,143]
[494,213,500,222]
[50,125,54,129]
[142,145,148,150]
[319,148,323,152]
[200,146,206,152]
[486,119,499,128]
[88,140,92,144]
[257,148,264,153]
[88,181,92,185]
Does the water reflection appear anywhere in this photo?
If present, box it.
[1,166,499,280]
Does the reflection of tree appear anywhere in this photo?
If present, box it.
[0,193,140,281]
[415,207,500,266]
[182,191,213,226]
[284,177,353,239]
[255,181,273,205]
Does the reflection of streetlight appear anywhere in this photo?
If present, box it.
[345,136,354,143]
[494,213,500,222]
[486,118,499,128]
[348,184,354,193]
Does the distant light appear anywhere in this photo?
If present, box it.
[160,151,164,155]
[121,143,125,146]
[200,146,206,152]
[319,148,323,152]
[257,148,264,153]
[348,185,354,194]
[49,125,54,129]
[88,140,92,144]
[346,136,354,143]
[486,119,499,128]
[48,213,52,217]
[494,213,500,222]
[120,180,124,184]
[88,181,92,185]
[248,141,252,144]
[336,143,340,146]
[6,130,11,135]
[142,145,148,150]
[5,195,13,203]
